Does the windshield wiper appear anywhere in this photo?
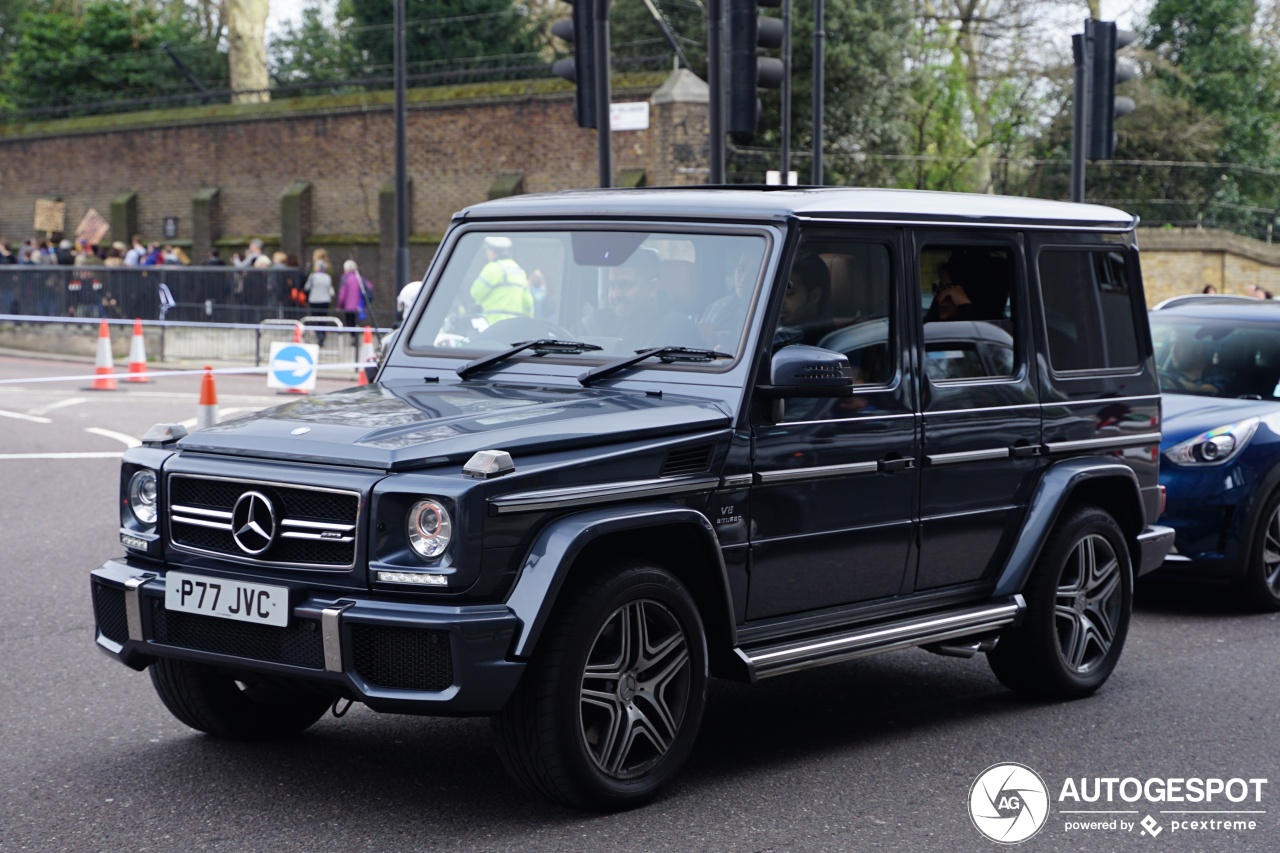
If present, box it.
[457,339,603,379]
[579,346,733,386]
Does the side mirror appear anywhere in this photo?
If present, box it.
[758,345,855,398]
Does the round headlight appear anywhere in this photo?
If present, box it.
[128,470,158,525]
[407,499,451,559]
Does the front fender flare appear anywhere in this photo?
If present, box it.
[993,458,1143,598]
[504,503,735,660]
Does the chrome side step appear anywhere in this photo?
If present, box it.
[741,596,1024,680]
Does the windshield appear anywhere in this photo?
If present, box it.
[407,229,768,364]
[1151,315,1280,400]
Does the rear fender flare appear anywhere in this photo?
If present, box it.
[505,503,735,659]
[993,459,1144,597]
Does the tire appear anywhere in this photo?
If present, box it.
[149,657,331,740]
[1235,490,1280,612]
[988,505,1132,700]
[491,560,708,811]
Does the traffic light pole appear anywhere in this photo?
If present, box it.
[708,0,725,184]
[594,0,612,187]
[1070,29,1090,203]
[394,0,410,295]
[781,0,791,179]
[811,0,824,185]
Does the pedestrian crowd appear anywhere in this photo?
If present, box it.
[1,234,377,334]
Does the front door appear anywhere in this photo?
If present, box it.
[747,229,919,620]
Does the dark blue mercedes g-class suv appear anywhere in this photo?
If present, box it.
[92,187,1173,810]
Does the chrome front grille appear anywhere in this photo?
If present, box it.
[168,474,360,569]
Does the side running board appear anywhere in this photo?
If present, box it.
[739,596,1025,680]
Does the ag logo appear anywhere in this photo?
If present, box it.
[969,763,1050,844]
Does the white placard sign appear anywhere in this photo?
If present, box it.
[610,101,650,132]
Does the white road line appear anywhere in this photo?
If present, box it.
[28,397,86,416]
[0,408,52,424]
[85,427,142,448]
[0,452,122,460]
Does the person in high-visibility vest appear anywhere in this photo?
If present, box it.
[470,236,532,325]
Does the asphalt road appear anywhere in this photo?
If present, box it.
[2,353,1278,852]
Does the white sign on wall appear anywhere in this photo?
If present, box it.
[610,102,650,132]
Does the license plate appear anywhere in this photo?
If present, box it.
[165,571,289,627]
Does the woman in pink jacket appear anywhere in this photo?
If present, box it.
[337,260,370,349]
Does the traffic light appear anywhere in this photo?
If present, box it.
[727,0,784,136]
[1086,19,1137,160]
[551,0,598,129]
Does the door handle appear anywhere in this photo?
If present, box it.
[878,457,915,473]
[1009,443,1042,459]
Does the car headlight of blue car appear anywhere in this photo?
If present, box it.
[1164,417,1260,466]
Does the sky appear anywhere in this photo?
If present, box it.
[265,0,1155,39]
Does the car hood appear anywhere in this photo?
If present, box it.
[176,380,731,470]
[1160,393,1280,448]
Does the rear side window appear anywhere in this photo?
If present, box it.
[1039,249,1140,371]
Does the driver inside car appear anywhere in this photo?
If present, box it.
[580,247,700,349]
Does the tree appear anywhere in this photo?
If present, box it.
[0,1,227,115]
[228,0,271,103]
[350,0,545,86]
[1145,0,1279,166]
[270,0,364,86]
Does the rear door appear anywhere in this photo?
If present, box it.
[911,230,1044,591]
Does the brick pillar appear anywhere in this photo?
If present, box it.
[280,181,312,262]
[649,69,711,186]
[191,187,220,262]
[110,192,138,244]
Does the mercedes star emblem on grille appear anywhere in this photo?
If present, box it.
[231,491,277,555]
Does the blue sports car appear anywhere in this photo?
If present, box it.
[1151,300,1280,609]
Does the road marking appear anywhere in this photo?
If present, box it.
[0,452,122,460]
[85,427,142,448]
[28,397,86,416]
[0,408,52,424]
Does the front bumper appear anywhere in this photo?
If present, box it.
[90,559,525,716]
[1136,525,1176,577]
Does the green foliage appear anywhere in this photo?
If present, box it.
[269,0,364,85]
[0,0,226,114]
[349,0,544,84]
[1145,0,1280,167]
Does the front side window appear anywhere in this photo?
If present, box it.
[407,229,768,363]
[765,239,896,422]
[1039,248,1141,372]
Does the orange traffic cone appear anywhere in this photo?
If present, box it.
[126,318,150,383]
[284,321,309,395]
[356,326,376,386]
[86,319,118,391]
[197,365,219,429]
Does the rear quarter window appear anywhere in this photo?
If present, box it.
[1038,248,1140,372]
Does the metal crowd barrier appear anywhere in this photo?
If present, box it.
[0,315,393,367]
[0,264,319,324]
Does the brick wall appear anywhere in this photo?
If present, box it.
[0,73,703,289]
[1137,228,1280,305]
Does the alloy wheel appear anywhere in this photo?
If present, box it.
[1053,533,1123,674]
[579,599,692,780]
